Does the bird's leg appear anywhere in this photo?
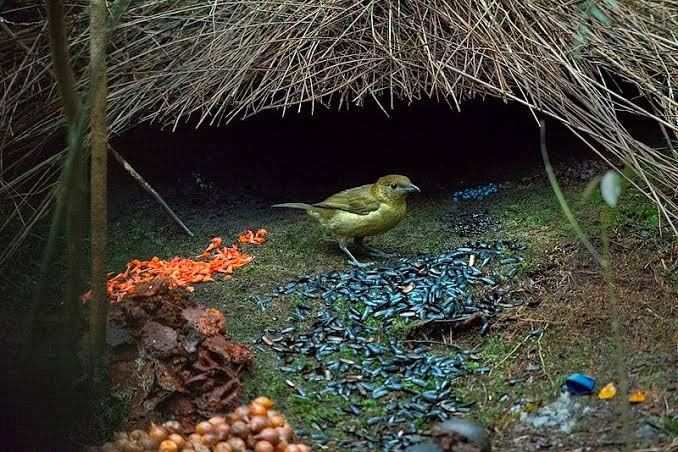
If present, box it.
[354,237,393,258]
[338,238,371,268]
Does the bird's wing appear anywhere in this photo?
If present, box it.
[312,184,380,215]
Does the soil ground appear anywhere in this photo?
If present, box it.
[99,159,677,450]
[0,154,675,450]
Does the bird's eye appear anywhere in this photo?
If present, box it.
[390,183,398,189]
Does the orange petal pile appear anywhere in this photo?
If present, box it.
[83,230,267,304]
[239,228,268,244]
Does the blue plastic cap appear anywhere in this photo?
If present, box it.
[565,373,596,395]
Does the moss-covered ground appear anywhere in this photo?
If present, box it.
[1,158,674,449]
[98,160,678,449]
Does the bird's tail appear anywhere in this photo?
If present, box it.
[272,202,313,210]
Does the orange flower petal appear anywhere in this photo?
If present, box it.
[628,389,646,403]
[598,382,617,400]
[93,232,266,303]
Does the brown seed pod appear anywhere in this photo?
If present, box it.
[188,433,202,443]
[113,438,131,450]
[213,442,233,452]
[227,437,247,452]
[249,415,271,433]
[195,421,213,435]
[138,435,157,450]
[125,442,145,452]
[208,416,227,426]
[246,436,257,449]
[275,440,289,452]
[269,415,284,428]
[149,423,169,443]
[113,432,129,442]
[200,432,219,447]
[249,402,268,417]
[254,440,275,452]
[230,421,250,439]
[214,423,231,441]
[233,406,250,421]
[129,430,147,441]
[190,442,210,452]
[284,445,301,452]
[297,444,310,452]
[168,433,186,449]
[159,440,179,452]
[255,428,279,445]
[276,424,294,443]
[254,397,274,409]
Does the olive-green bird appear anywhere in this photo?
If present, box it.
[273,174,420,267]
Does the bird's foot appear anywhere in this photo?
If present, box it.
[348,259,373,268]
[365,248,393,258]
[339,242,373,268]
[356,240,393,258]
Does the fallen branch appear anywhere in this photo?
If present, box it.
[109,145,193,237]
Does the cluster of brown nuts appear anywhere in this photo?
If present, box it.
[101,397,311,452]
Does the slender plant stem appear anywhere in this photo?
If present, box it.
[601,209,631,449]
[22,0,84,369]
[539,120,606,267]
[540,119,632,449]
[45,1,81,124]
[89,0,109,388]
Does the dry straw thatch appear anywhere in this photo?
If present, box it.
[0,0,677,264]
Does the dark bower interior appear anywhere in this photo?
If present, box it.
[110,98,600,203]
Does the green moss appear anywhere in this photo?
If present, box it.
[362,316,382,329]
[413,416,432,430]
[338,345,357,359]
[289,395,342,424]
[362,398,378,409]
[390,317,413,338]
[241,352,291,403]
[658,415,678,436]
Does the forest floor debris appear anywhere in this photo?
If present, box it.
[107,275,254,431]
[98,170,676,450]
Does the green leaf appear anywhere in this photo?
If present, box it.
[577,0,593,12]
[600,170,622,207]
[602,0,619,10]
[589,4,610,23]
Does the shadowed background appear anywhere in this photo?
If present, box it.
[111,99,602,202]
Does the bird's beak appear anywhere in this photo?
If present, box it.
[405,183,420,193]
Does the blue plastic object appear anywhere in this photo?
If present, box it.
[565,373,596,395]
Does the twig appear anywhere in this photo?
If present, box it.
[0,20,32,54]
[489,332,532,376]
[499,316,565,325]
[109,145,194,237]
[537,328,554,387]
